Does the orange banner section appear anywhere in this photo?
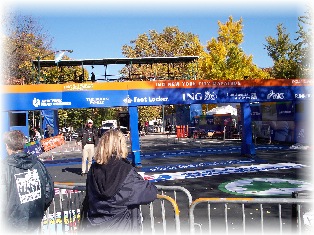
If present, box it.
[1,81,128,93]
[2,79,311,94]
[41,134,65,152]
[126,79,312,90]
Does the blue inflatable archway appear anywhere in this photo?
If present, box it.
[1,79,311,166]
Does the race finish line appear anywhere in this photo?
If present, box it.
[2,60,312,165]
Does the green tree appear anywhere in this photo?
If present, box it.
[59,108,121,130]
[122,26,202,80]
[138,106,162,126]
[199,16,270,80]
[264,24,299,79]
[264,9,312,79]
[295,9,312,78]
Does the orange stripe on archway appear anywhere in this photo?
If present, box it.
[1,79,311,94]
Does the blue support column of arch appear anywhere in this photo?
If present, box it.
[129,106,141,167]
[241,102,256,156]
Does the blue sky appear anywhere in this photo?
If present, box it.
[2,0,310,80]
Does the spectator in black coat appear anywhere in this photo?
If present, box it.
[80,129,157,233]
[1,130,54,233]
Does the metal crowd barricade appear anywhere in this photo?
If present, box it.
[141,185,193,234]
[43,183,187,234]
[189,197,313,234]
[156,185,193,206]
[144,194,181,234]
[42,183,86,234]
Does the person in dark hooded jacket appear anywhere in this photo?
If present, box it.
[80,129,157,233]
[1,130,54,233]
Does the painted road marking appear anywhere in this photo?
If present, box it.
[219,178,312,196]
[139,162,307,182]
[140,158,265,172]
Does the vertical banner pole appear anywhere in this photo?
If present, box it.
[129,106,141,167]
[240,102,256,156]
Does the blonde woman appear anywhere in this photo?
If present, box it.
[81,129,157,233]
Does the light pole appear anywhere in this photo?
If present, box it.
[36,49,73,84]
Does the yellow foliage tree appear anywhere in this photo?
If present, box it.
[198,16,270,80]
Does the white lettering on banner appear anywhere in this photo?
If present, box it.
[86,97,109,105]
[182,81,196,87]
[134,97,147,102]
[295,93,311,99]
[32,97,72,107]
[148,96,168,102]
[64,83,93,91]
[183,91,217,101]
[156,82,166,87]
[211,81,241,86]
[167,82,180,87]
[198,81,212,86]
[182,93,203,101]
[228,93,257,100]
[267,90,285,99]
[127,96,169,103]
[292,79,312,84]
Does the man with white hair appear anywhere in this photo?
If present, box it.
[76,119,99,176]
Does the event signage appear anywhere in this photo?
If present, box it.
[1,79,311,111]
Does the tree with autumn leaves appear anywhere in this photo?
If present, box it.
[121,16,271,122]
[198,16,270,80]
[3,15,87,85]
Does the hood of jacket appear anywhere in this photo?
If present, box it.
[6,152,37,170]
[89,158,133,198]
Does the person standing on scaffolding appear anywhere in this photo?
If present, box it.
[76,119,99,176]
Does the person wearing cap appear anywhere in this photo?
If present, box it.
[76,119,99,176]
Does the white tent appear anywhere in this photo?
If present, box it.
[206,105,237,116]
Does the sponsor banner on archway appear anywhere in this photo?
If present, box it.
[1,79,312,111]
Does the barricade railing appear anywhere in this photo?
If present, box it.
[146,194,181,234]
[156,185,193,206]
[189,197,313,235]
[42,183,85,234]
[43,183,185,234]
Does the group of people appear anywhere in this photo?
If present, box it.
[1,118,158,234]
[29,127,41,141]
